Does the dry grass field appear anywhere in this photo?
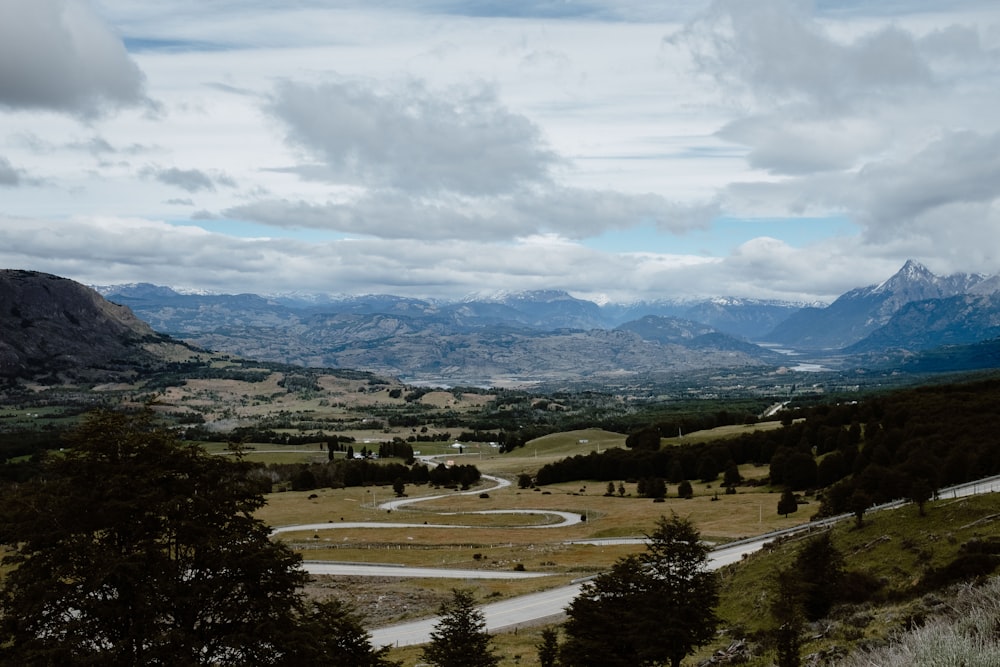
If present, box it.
[256,425,811,643]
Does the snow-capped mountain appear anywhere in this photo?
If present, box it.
[765,260,995,349]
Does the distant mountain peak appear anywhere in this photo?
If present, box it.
[872,260,936,294]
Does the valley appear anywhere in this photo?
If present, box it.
[3,267,1000,665]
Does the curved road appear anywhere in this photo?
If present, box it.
[272,466,1000,648]
[369,475,1000,648]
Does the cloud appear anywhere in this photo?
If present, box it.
[0,0,147,117]
[0,157,23,186]
[267,79,559,195]
[717,115,884,175]
[850,130,1000,233]
[141,166,236,193]
[225,188,716,241]
[677,0,934,109]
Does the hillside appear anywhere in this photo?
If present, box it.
[0,270,197,382]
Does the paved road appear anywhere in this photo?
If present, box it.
[368,536,783,648]
[303,561,549,579]
[272,459,1000,648]
[367,473,1000,648]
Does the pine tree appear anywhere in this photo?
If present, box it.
[421,589,499,667]
[537,627,560,667]
[770,568,805,667]
[561,514,719,667]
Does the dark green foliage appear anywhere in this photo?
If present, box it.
[536,627,560,667]
[794,533,845,621]
[421,589,499,667]
[517,472,533,488]
[677,479,694,499]
[637,476,667,499]
[282,598,400,667]
[849,489,872,527]
[0,409,392,666]
[723,461,742,487]
[919,553,1000,592]
[770,448,818,490]
[267,459,481,491]
[778,488,798,517]
[626,425,661,450]
[770,568,806,667]
[560,514,719,667]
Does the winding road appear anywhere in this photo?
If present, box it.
[270,466,1000,648]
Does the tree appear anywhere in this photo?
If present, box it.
[908,476,934,516]
[723,462,742,488]
[517,472,533,489]
[677,479,694,499]
[0,408,392,666]
[561,514,720,667]
[282,598,399,667]
[626,425,662,451]
[393,477,406,497]
[794,532,844,621]
[849,488,872,528]
[537,627,560,667]
[770,568,805,667]
[777,488,798,517]
[606,481,616,496]
[421,589,499,667]
[640,477,666,499]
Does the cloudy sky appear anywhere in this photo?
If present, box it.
[1,0,999,303]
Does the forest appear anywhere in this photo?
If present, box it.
[535,376,1000,515]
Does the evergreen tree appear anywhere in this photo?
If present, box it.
[778,488,798,517]
[794,532,845,621]
[561,514,719,667]
[770,568,805,667]
[537,627,560,667]
[421,589,499,667]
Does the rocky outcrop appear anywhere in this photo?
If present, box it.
[0,270,184,380]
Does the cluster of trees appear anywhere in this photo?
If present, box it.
[270,458,482,492]
[536,378,1000,516]
[0,409,397,665]
[536,441,754,487]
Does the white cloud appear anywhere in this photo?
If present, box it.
[2,0,999,303]
[0,0,147,117]
[226,188,716,241]
[267,79,559,196]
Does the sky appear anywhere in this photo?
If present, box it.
[1,0,999,304]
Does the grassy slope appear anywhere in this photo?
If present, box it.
[386,493,1000,666]
[715,492,1000,664]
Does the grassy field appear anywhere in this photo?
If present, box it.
[250,421,1000,665]
[377,492,1000,666]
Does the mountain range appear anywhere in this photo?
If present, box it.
[2,261,999,385]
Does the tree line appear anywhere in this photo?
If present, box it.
[268,458,482,493]
[534,376,1000,516]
